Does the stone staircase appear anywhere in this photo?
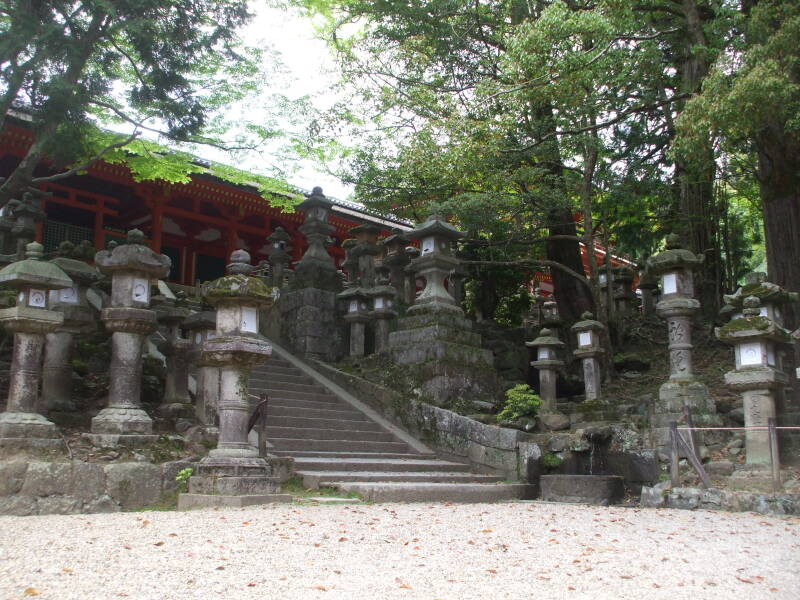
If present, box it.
[248,350,535,502]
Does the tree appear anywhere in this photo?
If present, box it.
[676,0,800,327]
[0,0,297,208]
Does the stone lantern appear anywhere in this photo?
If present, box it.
[612,266,636,317]
[349,223,382,289]
[155,298,193,422]
[542,300,560,328]
[526,328,565,414]
[188,249,278,497]
[341,238,358,283]
[717,296,791,464]
[403,246,421,306]
[368,276,397,353]
[266,227,292,288]
[646,233,714,451]
[637,266,659,319]
[338,283,371,357]
[293,186,340,291]
[721,271,799,327]
[382,229,410,302]
[42,241,100,414]
[9,192,46,260]
[89,229,171,446]
[182,310,220,428]
[0,242,73,449]
[571,313,606,402]
[405,215,464,315]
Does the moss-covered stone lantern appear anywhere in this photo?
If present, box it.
[368,276,398,354]
[293,186,340,291]
[646,233,714,452]
[42,241,100,414]
[188,250,279,497]
[382,229,411,302]
[405,215,465,315]
[349,223,382,288]
[541,300,561,327]
[0,242,73,449]
[571,312,606,402]
[182,310,220,428]
[88,229,171,446]
[716,296,791,464]
[526,328,565,414]
[721,271,799,327]
[403,245,421,306]
[338,283,371,357]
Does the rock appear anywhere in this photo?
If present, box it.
[471,400,495,412]
[69,462,106,501]
[84,494,119,514]
[705,460,735,477]
[174,419,193,433]
[783,479,800,491]
[727,438,744,449]
[621,371,643,379]
[641,481,670,508]
[728,447,742,456]
[0,495,37,516]
[729,408,745,425]
[37,496,82,515]
[548,435,570,453]
[0,460,28,496]
[20,461,73,497]
[105,463,162,510]
[538,413,570,431]
[131,452,150,462]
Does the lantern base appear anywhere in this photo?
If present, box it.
[90,406,154,435]
[0,411,62,449]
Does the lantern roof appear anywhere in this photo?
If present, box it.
[202,250,277,307]
[94,229,171,278]
[571,312,606,333]
[296,186,333,213]
[525,328,565,348]
[182,310,217,331]
[0,242,72,290]
[406,214,464,242]
[646,234,704,275]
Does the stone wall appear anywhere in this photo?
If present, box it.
[641,482,800,516]
[310,360,541,481]
[0,459,194,516]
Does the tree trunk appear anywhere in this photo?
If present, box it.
[546,206,594,323]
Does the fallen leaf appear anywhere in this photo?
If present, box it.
[23,589,40,596]
[313,585,328,591]
[247,583,256,587]
[216,566,225,571]
[737,577,755,584]
[154,542,164,547]
[399,584,412,589]
[480,529,493,533]
[338,537,348,542]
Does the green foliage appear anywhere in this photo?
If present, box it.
[0,0,303,208]
[541,452,563,470]
[497,384,542,423]
[175,468,193,493]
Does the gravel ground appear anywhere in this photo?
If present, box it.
[1,501,798,600]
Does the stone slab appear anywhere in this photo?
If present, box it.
[83,433,159,448]
[540,474,624,506]
[177,493,293,510]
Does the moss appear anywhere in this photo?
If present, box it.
[203,273,275,301]
[718,316,773,339]
[541,452,563,470]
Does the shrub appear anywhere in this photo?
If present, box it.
[496,384,542,422]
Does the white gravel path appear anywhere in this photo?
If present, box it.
[0,501,798,600]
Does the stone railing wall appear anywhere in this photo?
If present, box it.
[309,360,541,482]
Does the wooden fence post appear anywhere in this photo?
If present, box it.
[768,418,781,493]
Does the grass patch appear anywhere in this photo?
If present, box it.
[126,491,179,512]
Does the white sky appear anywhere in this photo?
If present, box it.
[213,3,355,200]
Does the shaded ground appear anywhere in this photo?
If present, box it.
[1,502,797,599]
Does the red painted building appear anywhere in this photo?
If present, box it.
[0,121,409,285]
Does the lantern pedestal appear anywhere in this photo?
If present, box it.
[189,338,278,496]
[156,302,193,423]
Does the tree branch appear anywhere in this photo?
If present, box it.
[31,130,140,184]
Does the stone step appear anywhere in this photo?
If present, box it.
[249,379,325,393]
[253,365,301,377]
[332,482,538,503]
[250,388,339,403]
[266,405,369,421]
[266,416,381,431]
[290,457,471,473]
[249,372,314,385]
[266,397,343,411]
[299,471,503,488]
[269,438,409,453]
[270,451,432,459]
[265,426,397,443]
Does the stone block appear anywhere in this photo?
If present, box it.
[188,475,280,495]
[605,451,659,487]
[540,474,624,505]
[539,413,571,431]
[37,496,82,515]
[69,462,107,501]
[0,460,29,495]
[466,443,518,477]
[705,460,735,477]
[517,441,542,484]
[640,481,670,508]
[177,493,292,510]
[20,461,73,497]
[0,495,37,516]
[84,494,119,514]
[105,462,162,509]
